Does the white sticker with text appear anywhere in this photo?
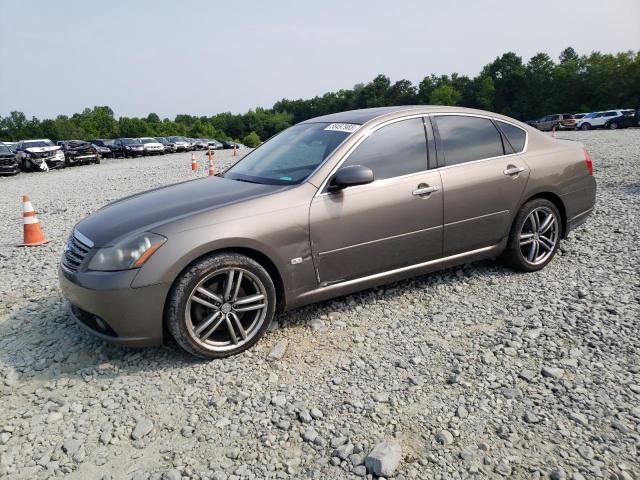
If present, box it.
[324,123,360,133]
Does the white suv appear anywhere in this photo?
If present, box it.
[576,110,625,130]
[139,137,165,155]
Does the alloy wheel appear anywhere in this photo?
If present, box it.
[185,268,268,352]
[519,207,559,266]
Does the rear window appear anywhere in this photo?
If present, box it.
[497,121,527,153]
[435,115,504,166]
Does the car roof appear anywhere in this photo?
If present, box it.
[300,105,527,126]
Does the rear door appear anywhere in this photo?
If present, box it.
[432,114,529,256]
[310,117,443,285]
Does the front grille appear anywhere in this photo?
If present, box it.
[62,233,91,272]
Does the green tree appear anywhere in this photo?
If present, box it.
[242,131,261,147]
[430,85,462,105]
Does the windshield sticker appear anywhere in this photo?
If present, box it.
[324,123,360,133]
[279,176,292,181]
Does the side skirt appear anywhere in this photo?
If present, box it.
[285,239,507,310]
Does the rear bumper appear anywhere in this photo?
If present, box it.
[58,265,169,347]
[563,176,597,236]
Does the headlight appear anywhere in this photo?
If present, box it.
[87,232,166,271]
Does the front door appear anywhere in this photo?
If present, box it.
[432,114,529,256]
[310,117,443,285]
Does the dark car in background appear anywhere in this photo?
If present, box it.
[91,139,116,158]
[530,113,576,131]
[221,140,240,149]
[0,142,19,175]
[56,140,100,166]
[113,138,145,158]
[154,137,177,153]
[604,110,638,130]
[15,139,66,171]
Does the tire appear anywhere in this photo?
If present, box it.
[166,252,276,359]
[580,123,591,131]
[608,122,618,130]
[95,157,101,164]
[501,198,561,272]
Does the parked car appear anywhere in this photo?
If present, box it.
[576,110,625,130]
[207,139,223,150]
[530,113,576,131]
[194,138,209,150]
[3,141,19,153]
[166,136,191,152]
[572,113,589,122]
[221,140,240,149]
[0,142,19,175]
[91,139,116,158]
[59,106,596,359]
[139,137,165,155]
[154,137,177,153]
[184,138,198,150]
[112,138,145,157]
[15,139,66,171]
[56,140,100,166]
[603,110,637,130]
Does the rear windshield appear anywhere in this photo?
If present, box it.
[224,122,354,185]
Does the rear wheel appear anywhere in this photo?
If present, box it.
[502,199,561,272]
[166,253,276,359]
[608,122,618,130]
[580,123,591,130]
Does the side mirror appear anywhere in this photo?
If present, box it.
[329,165,374,191]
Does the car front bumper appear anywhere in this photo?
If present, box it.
[0,162,19,175]
[58,265,169,347]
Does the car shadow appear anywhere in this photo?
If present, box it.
[0,259,516,384]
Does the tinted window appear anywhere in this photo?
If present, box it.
[435,115,504,166]
[340,118,427,181]
[497,121,527,153]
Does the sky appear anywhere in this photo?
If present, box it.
[1,0,639,119]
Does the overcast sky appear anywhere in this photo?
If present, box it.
[1,0,638,119]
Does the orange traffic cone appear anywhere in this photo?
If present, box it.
[207,149,215,176]
[233,144,237,156]
[17,195,50,247]
[191,153,197,171]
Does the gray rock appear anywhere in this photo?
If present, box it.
[365,441,402,477]
[268,340,288,360]
[131,419,154,440]
[569,412,589,426]
[62,438,82,456]
[437,430,454,445]
[541,366,564,379]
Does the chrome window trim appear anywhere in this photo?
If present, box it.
[314,112,528,198]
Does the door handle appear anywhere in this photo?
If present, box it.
[412,185,440,196]
[503,166,525,176]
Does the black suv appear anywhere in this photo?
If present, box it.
[604,110,638,130]
[0,142,19,175]
[112,138,145,158]
[56,140,100,166]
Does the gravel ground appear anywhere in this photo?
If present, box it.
[0,132,638,480]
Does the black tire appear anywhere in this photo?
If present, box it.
[166,252,276,359]
[501,198,561,272]
[580,123,591,131]
[608,122,618,130]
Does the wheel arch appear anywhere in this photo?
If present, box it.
[517,191,567,238]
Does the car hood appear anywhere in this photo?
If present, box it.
[25,146,61,154]
[75,176,287,247]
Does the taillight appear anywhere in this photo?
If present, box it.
[583,148,593,176]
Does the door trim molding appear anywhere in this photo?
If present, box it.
[318,224,442,257]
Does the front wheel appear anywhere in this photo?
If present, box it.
[166,253,276,359]
[502,199,561,272]
[580,123,591,131]
[608,122,618,130]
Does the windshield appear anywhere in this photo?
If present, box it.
[224,122,354,185]
[121,138,140,145]
[140,137,155,143]
[0,144,11,154]
[155,137,167,142]
[23,140,55,148]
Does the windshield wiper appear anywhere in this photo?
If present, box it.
[232,178,263,184]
